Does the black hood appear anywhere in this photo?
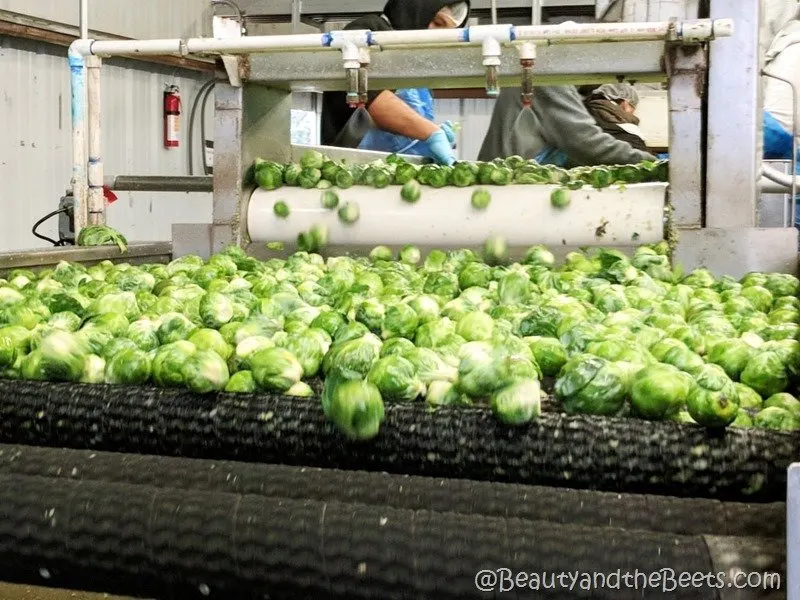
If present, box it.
[383,0,471,30]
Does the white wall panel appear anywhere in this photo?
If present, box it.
[0,0,211,38]
[0,37,213,252]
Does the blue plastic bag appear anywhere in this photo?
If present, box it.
[534,147,570,167]
[764,110,795,159]
[359,88,435,156]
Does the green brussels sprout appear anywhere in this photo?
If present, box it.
[188,328,232,361]
[497,272,530,306]
[369,246,393,262]
[404,346,458,384]
[367,355,425,401]
[554,354,629,416]
[353,298,385,334]
[483,236,508,266]
[380,337,416,357]
[309,310,345,337]
[404,295,440,325]
[284,381,313,397]
[105,348,152,385]
[740,350,790,397]
[471,188,491,210]
[733,383,763,411]
[151,340,196,388]
[764,273,800,297]
[81,354,106,384]
[425,380,463,406]
[338,202,360,224]
[230,335,274,372]
[157,312,198,345]
[225,370,256,393]
[249,347,303,392]
[321,375,385,441]
[284,331,326,378]
[34,330,88,383]
[47,311,82,332]
[630,363,693,420]
[753,406,799,430]
[739,285,774,313]
[124,318,160,352]
[399,245,421,265]
[299,150,324,170]
[400,180,422,203]
[686,364,740,428]
[522,245,555,269]
[550,187,571,209]
[393,162,418,185]
[282,163,301,186]
[88,291,140,322]
[524,336,567,378]
[180,349,230,393]
[322,333,382,379]
[0,325,30,368]
[381,302,419,340]
[273,200,290,218]
[415,317,456,349]
[730,411,753,428]
[706,339,754,381]
[455,311,494,342]
[254,161,284,190]
[102,338,138,361]
[763,392,800,417]
[491,379,542,425]
[457,262,492,291]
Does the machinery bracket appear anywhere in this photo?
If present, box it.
[222,55,242,87]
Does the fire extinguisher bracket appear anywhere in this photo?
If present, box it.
[164,85,181,149]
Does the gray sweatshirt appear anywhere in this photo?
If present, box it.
[477,86,656,166]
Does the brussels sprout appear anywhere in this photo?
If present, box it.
[179,349,230,393]
[415,317,456,348]
[425,380,462,406]
[231,335,274,372]
[381,302,419,340]
[285,381,314,397]
[322,375,385,441]
[491,379,542,425]
[404,346,458,384]
[380,337,416,357]
[399,245,421,266]
[450,311,491,342]
[369,246,393,262]
[753,406,799,430]
[483,236,508,266]
[367,355,425,401]
[338,202,360,224]
[497,272,530,306]
[322,333,382,379]
[37,330,88,383]
[284,331,326,378]
[400,180,422,203]
[554,354,629,416]
[88,291,140,321]
[740,350,790,397]
[763,392,800,417]
[105,348,152,385]
[80,354,106,384]
[550,188,570,209]
[225,370,256,393]
[0,325,30,368]
[187,328,232,361]
[102,338,139,361]
[250,347,303,392]
[471,188,491,210]
[630,364,693,420]
[523,245,555,269]
[733,383,763,411]
[523,336,566,378]
[47,311,82,332]
[730,411,753,428]
[152,341,196,388]
[739,285,773,313]
[686,364,739,428]
[273,200,290,218]
[706,339,754,381]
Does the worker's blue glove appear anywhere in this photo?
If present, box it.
[441,121,458,147]
[426,128,456,166]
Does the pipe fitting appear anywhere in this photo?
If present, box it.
[467,24,514,43]
[328,30,370,49]
[516,41,536,61]
[678,19,713,43]
[712,18,734,39]
[68,39,93,58]
[340,41,360,70]
[482,36,502,67]
[358,47,371,65]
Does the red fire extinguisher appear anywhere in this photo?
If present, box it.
[163,85,181,148]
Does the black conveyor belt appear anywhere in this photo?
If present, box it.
[0,380,797,501]
[0,473,783,600]
[0,444,784,539]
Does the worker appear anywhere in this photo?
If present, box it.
[763,3,800,161]
[320,0,471,166]
[582,83,648,153]
[477,84,656,166]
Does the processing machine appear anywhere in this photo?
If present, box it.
[0,0,798,598]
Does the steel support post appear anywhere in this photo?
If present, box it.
[790,464,799,600]
[666,43,706,229]
[705,0,760,228]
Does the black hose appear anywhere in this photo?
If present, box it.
[188,79,216,176]
[31,208,67,246]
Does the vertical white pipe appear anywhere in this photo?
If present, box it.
[531,0,542,25]
[490,0,498,24]
[68,47,88,235]
[86,55,105,226]
[79,0,88,39]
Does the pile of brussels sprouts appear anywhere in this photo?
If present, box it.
[251,151,668,193]
[1,241,799,441]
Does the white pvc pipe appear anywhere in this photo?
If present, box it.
[79,0,88,39]
[246,184,667,247]
[86,55,104,226]
[68,47,88,234]
[75,19,732,57]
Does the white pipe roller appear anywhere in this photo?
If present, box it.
[246,183,667,248]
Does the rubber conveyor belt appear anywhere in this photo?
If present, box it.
[0,473,783,600]
[0,380,797,502]
[0,444,785,539]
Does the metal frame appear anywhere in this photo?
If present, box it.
[790,463,799,600]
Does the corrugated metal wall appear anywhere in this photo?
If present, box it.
[0,36,214,251]
[0,0,210,38]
